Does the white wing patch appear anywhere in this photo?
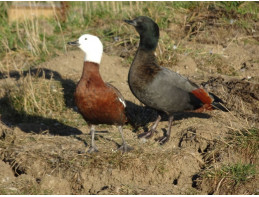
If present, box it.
[118,97,126,108]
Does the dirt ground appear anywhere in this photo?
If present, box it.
[1,20,259,194]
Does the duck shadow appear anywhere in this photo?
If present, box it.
[125,100,211,132]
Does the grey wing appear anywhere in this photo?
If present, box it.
[160,67,199,91]
[143,67,199,112]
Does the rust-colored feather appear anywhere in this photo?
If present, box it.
[191,88,213,104]
[191,88,214,112]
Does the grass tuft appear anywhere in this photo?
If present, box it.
[206,163,256,185]
[5,73,65,119]
[228,128,259,161]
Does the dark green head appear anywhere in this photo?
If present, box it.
[124,16,159,51]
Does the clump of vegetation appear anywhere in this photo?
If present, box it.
[228,128,259,161]
[206,163,256,186]
[2,72,86,127]
[5,73,65,118]
[199,127,258,194]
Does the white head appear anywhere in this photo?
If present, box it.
[68,34,103,64]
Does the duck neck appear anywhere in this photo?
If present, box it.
[136,48,156,62]
[80,61,104,85]
[139,34,158,51]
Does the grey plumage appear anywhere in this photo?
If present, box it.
[124,16,226,144]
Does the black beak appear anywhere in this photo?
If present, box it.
[67,40,79,46]
[124,19,137,27]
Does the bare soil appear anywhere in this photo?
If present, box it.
[0,22,259,194]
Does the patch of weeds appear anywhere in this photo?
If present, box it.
[63,2,90,29]
[200,127,258,194]
[206,163,256,186]
[235,2,259,17]
[217,2,245,13]
[228,128,259,161]
[216,2,258,18]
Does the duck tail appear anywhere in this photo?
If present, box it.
[209,92,229,112]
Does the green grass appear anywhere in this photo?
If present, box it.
[206,163,256,186]
[1,1,258,59]
[229,128,259,161]
[217,1,259,16]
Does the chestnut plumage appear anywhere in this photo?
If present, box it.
[68,34,132,152]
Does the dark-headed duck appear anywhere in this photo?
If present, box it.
[68,34,133,153]
[124,16,226,145]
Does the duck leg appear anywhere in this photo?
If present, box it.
[118,125,133,153]
[157,115,174,145]
[88,125,99,153]
[138,115,161,139]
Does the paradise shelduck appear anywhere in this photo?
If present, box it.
[67,34,133,153]
[124,16,227,145]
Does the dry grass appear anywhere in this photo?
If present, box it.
[5,72,65,118]
[1,70,84,128]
